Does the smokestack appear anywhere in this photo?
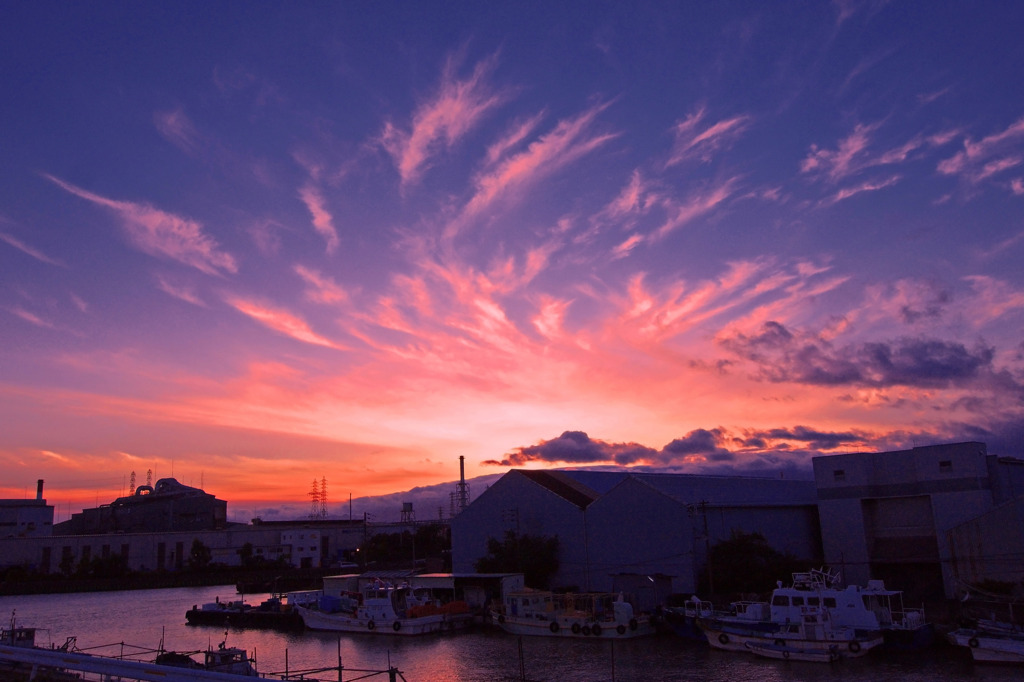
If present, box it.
[459,455,465,484]
[36,479,44,500]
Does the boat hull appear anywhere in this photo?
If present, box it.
[744,641,840,662]
[700,623,881,658]
[493,614,653,639]
[948,629,1024,663]
[295,605,472,635]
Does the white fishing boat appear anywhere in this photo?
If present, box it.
[490,589,653,638]
[292,578,473,635]
[947,620,1024,663]
[744,640,841,663]
[695,569,905,658]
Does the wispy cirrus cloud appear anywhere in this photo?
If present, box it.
[801,122,881,181]
[155,275,206,306]
[44,174,238,276]
[0,231,64,266]
[381,53,507,187]
[298,186,340,254]
[938,117,1024,186]
[225,296,346,350]
[447,102,618,238]
[6,306,55,329]
[294,265,348,304]
[154,107,202,156]
[665,108,750,168]
[652,177,739,240]
[827,174,901,204]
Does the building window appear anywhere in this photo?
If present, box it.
[833,469,846,482]
[939,460,952,473]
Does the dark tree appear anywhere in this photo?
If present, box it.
[474,531,560,589]
[188,539,212,571]
[702,530,804,597]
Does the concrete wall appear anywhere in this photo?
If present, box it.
[948,498,1024,586]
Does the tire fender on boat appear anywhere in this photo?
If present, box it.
[848,641,861,654]
[718,633,730,645]
[367,620,375,631]
[393,621,401,632]
[629,618,638,631]
[968,637,979,648]
[783,650,790,659]
[592,624,602,637]
[549,621,560,634]
[497,614,505,624]
[571,623,581,635]
[617,624,626,635]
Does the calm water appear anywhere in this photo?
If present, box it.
[0,585,1018,681]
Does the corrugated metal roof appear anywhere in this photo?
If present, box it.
[517,470,601,508]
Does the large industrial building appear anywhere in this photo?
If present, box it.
[53,478,228,535]
[813,442,1024,600]
[450,469,821,601]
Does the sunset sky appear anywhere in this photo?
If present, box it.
[3,2,1024,522]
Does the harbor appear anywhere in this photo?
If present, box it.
[3,584,1023,681]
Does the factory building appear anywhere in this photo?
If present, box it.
[813,442,1024,600]
[450,469,821,598]
[0,480,54,538]
[53,478,227,535]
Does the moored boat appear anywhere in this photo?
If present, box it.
[695,568,927,657]
[292,578,473,635]
[947,621,1024,664]
[490,589,653,639]
[186,595,304,631]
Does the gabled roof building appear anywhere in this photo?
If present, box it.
[451,468,820,596]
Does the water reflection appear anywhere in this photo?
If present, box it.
[0,585,1017,681]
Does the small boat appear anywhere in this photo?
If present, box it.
[186,595,304,631]
[947,620,1024,664]
[744,640,841,662]
[490,589,654,639]
[292,579,474,635]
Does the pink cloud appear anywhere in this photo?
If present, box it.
[155,275,206,306]
[7,306,55,328]
[381,54,506,186]
[294,265,348,304]
[226,296,346,350]
[0,231,64,266]
[666,108,750,168]
[44,174,238,276]
[451,103,617,237]
[828,174,901,204]
[801,122,879,181]
[486,111,546,166]
[653,177,738,240]
[937,117,1024,184]
[298,185,340,254]
[154,107,201,156]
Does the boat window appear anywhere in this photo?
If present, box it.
[823,597,836,608]
[833,469,846,481]
[807,597,820,606]
[792,596,805,606]
[772,595,789,606]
